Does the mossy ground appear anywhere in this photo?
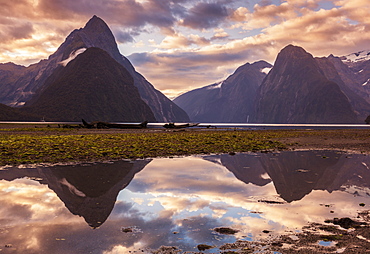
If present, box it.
[1,126,370,166]
[0,128,286,165]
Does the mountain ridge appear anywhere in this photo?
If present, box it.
[176,45,369,123]
[0,15,189,122]
[254,45,358,123]
[174,60,271,122]
[21,47,156,122]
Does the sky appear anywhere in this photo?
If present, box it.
[1,0,370,98]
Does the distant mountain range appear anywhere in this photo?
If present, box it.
[175,45,370,123]
[0,15,189,122]
[174,61,272,123]
[0,16,370,123]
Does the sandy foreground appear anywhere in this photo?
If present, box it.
[275,128,370,153]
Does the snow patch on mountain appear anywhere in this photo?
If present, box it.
[341,50,370,63]
[59,48,87,67]
[207,81,223,90]
[363,79,370,86]
[261,67,272,74]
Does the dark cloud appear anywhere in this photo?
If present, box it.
[114,30,137,43]
[181,2,230,29]
[128,52,160,66]
[8,22,34,40]
[0,0,35,19]
[259,0,273,7]
[0,21,34,44]
[0,0,235,47]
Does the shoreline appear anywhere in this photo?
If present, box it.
[277,129,370,154]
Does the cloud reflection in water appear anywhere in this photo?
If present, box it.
[0,150,369,253]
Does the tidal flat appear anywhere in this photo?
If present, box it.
[1,125,370,253]
[1,125,370,166]
[0,150,370,253]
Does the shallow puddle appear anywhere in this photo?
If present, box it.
[0,150,369,253]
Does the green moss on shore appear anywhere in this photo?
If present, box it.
[0,130,285,165]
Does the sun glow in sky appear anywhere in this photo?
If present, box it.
[1,0,369,98]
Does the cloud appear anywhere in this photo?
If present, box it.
[180,2,230,29]
[128,35,277,97]
[8,22,34,40]
[231,2,299,30]
[0,19,35,43]
[212,28,229,40]
[114,29,138,44]
[128,49,249,98]
[154,32,211,49]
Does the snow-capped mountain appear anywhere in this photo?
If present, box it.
[340,50,370,64]
[334,50,370,105]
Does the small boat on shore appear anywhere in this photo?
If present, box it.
[82,119,148,129]
[163,123,200,129]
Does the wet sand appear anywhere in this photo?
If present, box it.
[276,129,370,154]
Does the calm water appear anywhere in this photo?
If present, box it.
[0,150,370,253]
[2,121,370,130]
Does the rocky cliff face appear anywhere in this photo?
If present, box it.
[340,50,370,84]
[0,102,38,121]
[254,45,358,123]
[0,16,189,122]
[0,63,27,105]
[175,44,369,124]
[174,61,271,122]
[330,53,370,104]
[316,56,370,121]
[21,47,156,122]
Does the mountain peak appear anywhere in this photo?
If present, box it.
[84,15,110,32]
[54,15,122,65]
[279,44,312,59]
[270,44,318,78]
[255,45,358,123]
[24,47,156,122]
[0,15,190,122]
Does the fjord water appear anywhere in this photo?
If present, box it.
[0,151,369,253]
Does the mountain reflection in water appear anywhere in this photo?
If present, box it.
[0,150,369,253]
[204,150,370,202]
